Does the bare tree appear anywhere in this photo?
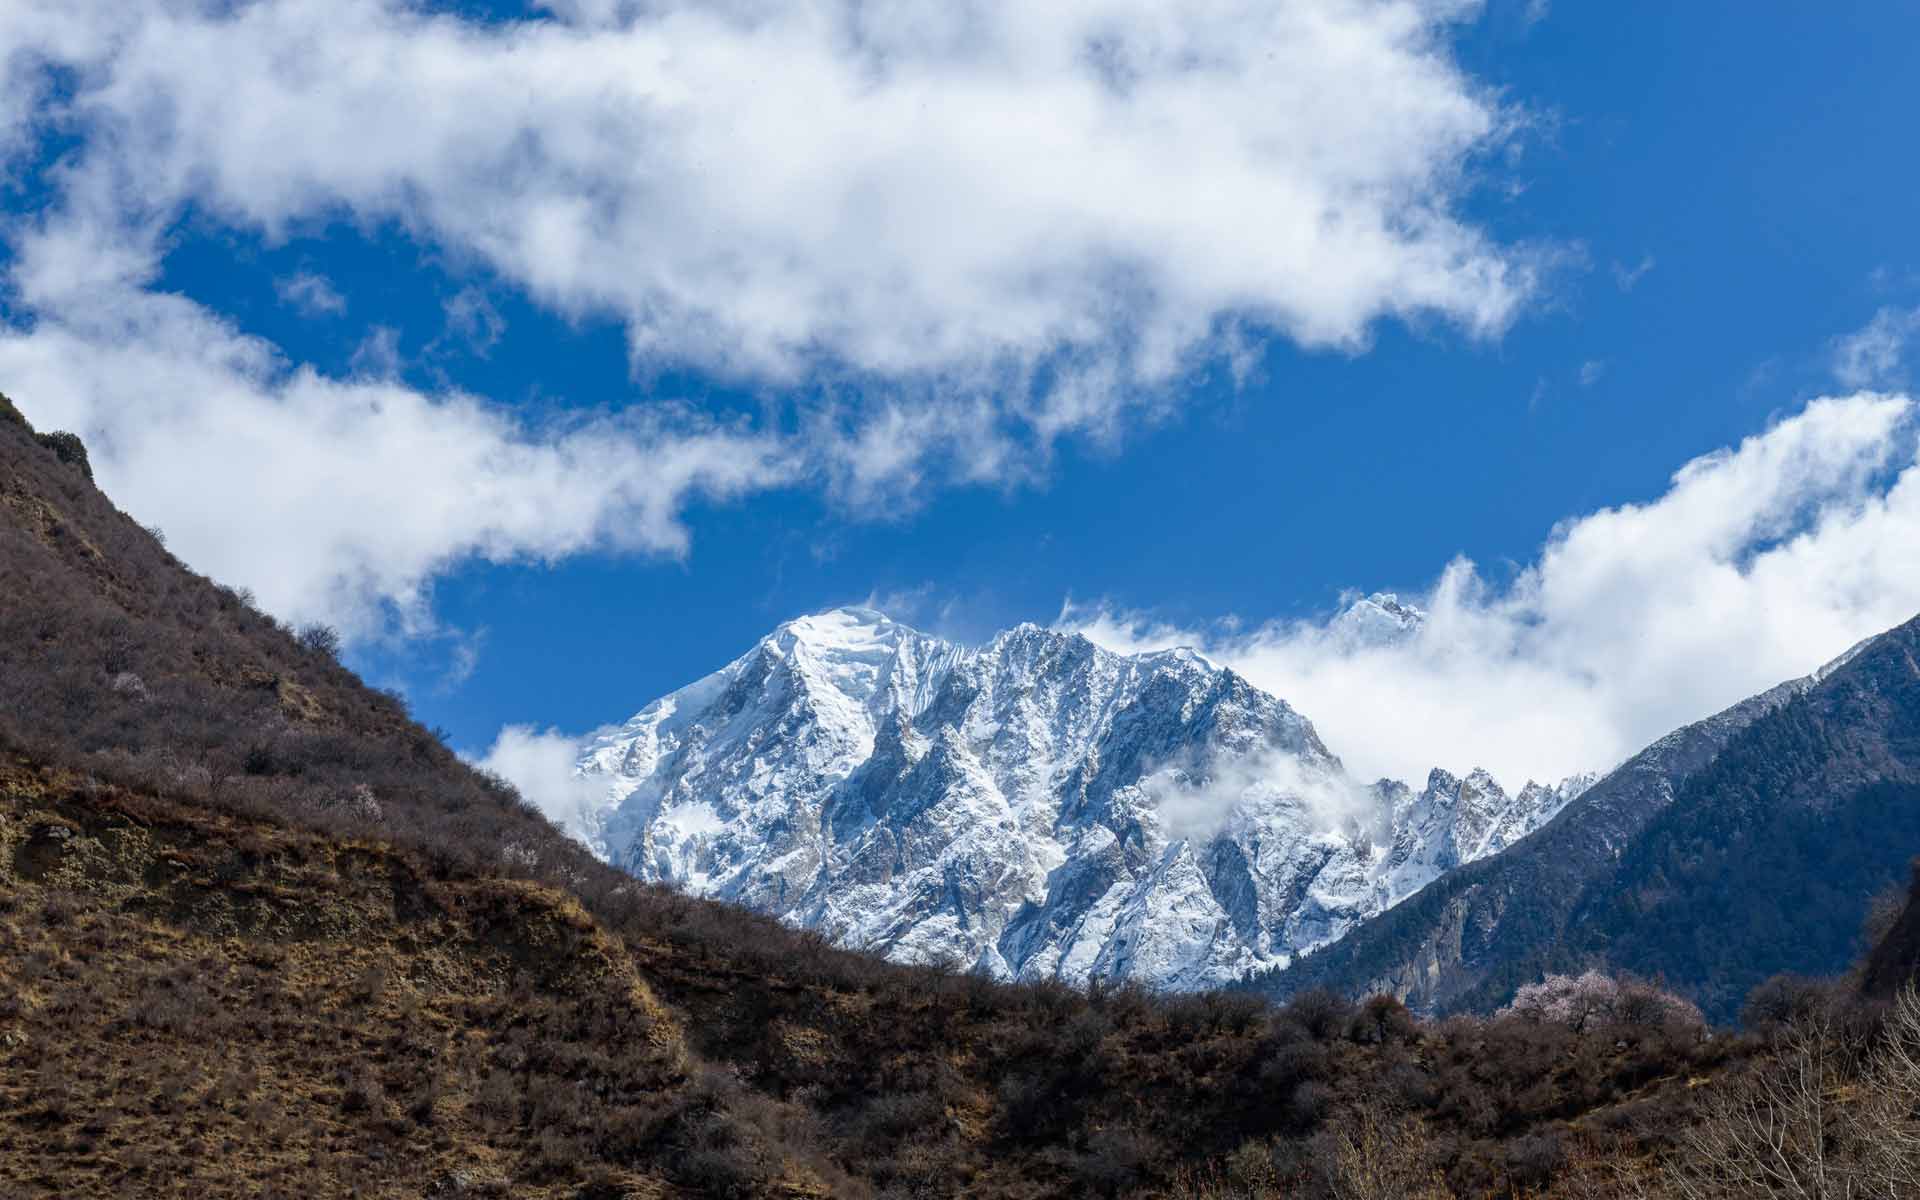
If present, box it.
[1320,1099,1450,1200]
[1658,987,1920,1199]
[1858,986,1920,1197]
[1672,1008,1856,1199]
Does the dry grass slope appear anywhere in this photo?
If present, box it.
[0,766,693,1197]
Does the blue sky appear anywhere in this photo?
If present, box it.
[5,1,1920,791]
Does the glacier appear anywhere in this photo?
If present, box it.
[566,604,1590,990]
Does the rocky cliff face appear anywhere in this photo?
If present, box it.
[566,606,1583,989]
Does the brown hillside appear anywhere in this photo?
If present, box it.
[1,766,698,1198]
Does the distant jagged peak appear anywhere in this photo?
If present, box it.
[565,602,1598,991]
[1328,590,1428,648]
[768,605,1226,676]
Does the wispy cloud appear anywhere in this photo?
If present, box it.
[348,326,405,380]
[1144,743,1369,841]
[1832,306,1920,389]
[441,287,505,359]
[1577,359,1606,387]
[274,270,347,317]
[441,627,487,691]
[1067,393,1920,789]
[1611,254,1656,292]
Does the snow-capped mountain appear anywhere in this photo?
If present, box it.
[1327,591,1426,648]
[566,604,1588,990]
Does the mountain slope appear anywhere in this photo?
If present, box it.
[1544,618,1920,1020]
[1,765,699,1198]
[1254,673,1814,1011]
[569,607,1585,990]
[1261,619,1920,1020]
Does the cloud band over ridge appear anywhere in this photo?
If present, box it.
[1068,392,1920,789]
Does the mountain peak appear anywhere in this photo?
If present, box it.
[1330,591,1427,648]
[775,605,909,643]
[567,608,1574,990]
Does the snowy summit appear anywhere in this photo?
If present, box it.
[564,606,1588,989]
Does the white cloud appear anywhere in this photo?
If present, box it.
[0,218,796,638]
[1833,306,1920,389]
[1067,393,1920,789]
[0,0,1557,640]
[1577,358,1605,386]
[7,0,1538,476]
[471,724,610,848]
[274,270,347,317]
[1145,743,1369,840]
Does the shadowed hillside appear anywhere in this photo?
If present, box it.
[1863,860,1920,1000]
[1259,618,1920,1023]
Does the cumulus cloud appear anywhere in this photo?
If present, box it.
[6,0,1537,476]
[472,724,611,849]
[0,217,796,637]
[0,0,1552,638]
[1067,393,1920,788]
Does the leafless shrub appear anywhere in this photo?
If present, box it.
[1315,1098,1449,1200]
[349,965,390,1005]
[1072,1122,1159,1195]
[1613,979,1705,1037]
[1280,988,1352,1041]
[1347,993,1418,1045]
[1858,985,1920,1197]
[1655,986,1920,1198]
[1742,974,1839,1033]
[1165,1139,1288,1199]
